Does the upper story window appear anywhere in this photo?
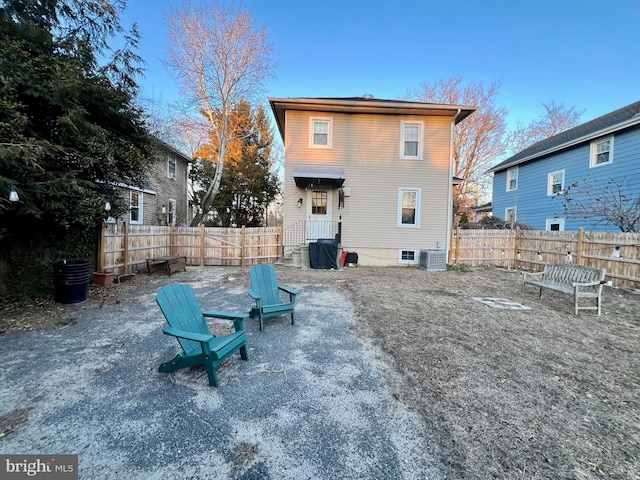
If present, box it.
[167,157,177,180]
[130,191,143,224]
[506,166,518,191]
[397,187,421,228]
[399,121,423,159]
[547,170,565,196]
[309,117,333,148]
[590,136,613,167]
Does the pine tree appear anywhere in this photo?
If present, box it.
[190,101,279,227]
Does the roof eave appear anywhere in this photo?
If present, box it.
[269,97,476,142]
[487,115,640,174]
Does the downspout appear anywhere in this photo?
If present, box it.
[446,109,462,261]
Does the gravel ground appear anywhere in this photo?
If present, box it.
[1,264,640,480]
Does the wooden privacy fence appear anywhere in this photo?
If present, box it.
[449,228,640,290]
[98,224,283,275]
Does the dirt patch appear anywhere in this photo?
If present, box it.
[278,265,640,480]
[2,265,639,480]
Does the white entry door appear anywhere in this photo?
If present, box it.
[306,187,332,241]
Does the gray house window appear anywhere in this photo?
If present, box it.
[167,157,177,180]
[130,191,143,224]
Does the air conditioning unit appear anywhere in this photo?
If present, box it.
[419,250,447,271]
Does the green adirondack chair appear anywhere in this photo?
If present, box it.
[156,283,249,387]
[248,264,299,331]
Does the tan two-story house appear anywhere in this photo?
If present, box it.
[269,96,476,266]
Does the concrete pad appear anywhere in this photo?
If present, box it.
[0,268,442,479]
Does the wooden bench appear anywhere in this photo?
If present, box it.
[147,256,187,276]
[522,263,606,315]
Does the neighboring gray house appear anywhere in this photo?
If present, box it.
[114,139,191,226]
[269,96,476,266]
[489,100,640,231]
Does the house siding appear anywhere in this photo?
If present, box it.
[146,150,190,226]
[492,126,640,231]
[284,110,453,263]
[114,143,191,226]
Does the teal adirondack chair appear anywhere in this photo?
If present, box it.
[248,264,299,331]
[156,283,249,387]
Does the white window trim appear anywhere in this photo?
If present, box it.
[546,218,565,231]
[399,120,424,160]
[309,117,333,148]
[397,187,421,228]
[589,135,614,168]
[506,166,518,191]
[167,156,177,180]
[130,191,143,225]
[547,169,565,196]
[505,206,516,224]
[398,249,418,264]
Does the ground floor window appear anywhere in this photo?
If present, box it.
[399,249,418,264]
[546,218,564,231]
[505,207,516,225]
[398,188,421,227]
[311,190,328,215]
[130,191,143,224]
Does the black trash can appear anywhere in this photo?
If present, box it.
[309,238,339,269]
[53,260,91,304]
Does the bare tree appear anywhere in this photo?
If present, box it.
[165,0,275,226]
[507,101,584,153]
[405,76,508,216]
[561,177,640,232]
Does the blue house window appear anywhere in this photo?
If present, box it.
[547,170,564,196]
[505,207,516,225]
[590,136,613,167]
[506,167,518,191]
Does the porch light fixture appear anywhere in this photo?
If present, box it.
[297,198,303,208]
[9,188,19,202]
[162,205,166,214]
[105,201,111,211]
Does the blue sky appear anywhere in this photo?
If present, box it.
[122,0,640,133]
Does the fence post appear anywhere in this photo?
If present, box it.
[241,225,246,267]
[576,227,584,265]
[512,227,520,270]
[280,224,285,258]
[98,223,105,272]
[123,221,129,274]
[454,227,461,264]
[200,224,205,267]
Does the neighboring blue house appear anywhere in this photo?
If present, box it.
[488,100,640,231]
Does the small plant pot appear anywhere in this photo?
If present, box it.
[92,271,115,286]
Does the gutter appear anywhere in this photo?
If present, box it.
[446,108,462,259]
